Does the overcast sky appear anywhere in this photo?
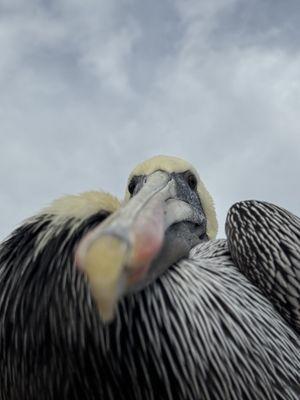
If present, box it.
[0,0,299,239]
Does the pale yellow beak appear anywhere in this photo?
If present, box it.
[76,171,173,322]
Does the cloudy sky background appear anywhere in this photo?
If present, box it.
[0,0,299,239]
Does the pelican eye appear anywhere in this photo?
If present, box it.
[186,173,197,190]
[128,177,138,195]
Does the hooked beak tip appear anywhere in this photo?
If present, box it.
[76,235,128,322]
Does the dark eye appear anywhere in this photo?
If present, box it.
[128,177,137,195]
[187,173,197,190]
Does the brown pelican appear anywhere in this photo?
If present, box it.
[0,156,300,400]
[76,155,217,321]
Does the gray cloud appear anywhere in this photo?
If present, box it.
[0,0,299,239]
[211,0,300,51]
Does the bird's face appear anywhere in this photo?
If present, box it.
[124,169,208,292]
[76,155,217,322]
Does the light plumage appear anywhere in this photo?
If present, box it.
[125,155,218,240]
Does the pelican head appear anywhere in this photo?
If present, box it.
[76,155,218,321]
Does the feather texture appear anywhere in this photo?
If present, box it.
[1,209,300,399]
[226,200,300,334]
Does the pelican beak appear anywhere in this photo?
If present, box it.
[76,171,204,322]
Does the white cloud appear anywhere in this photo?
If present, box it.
[0,0,299,239]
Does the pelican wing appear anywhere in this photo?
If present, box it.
[226,200,300,333]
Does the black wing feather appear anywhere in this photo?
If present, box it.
[226,200,300,334]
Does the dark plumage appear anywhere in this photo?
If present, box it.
[1,199,300,399]
[226,200,300,334]
[0,156,300,400]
